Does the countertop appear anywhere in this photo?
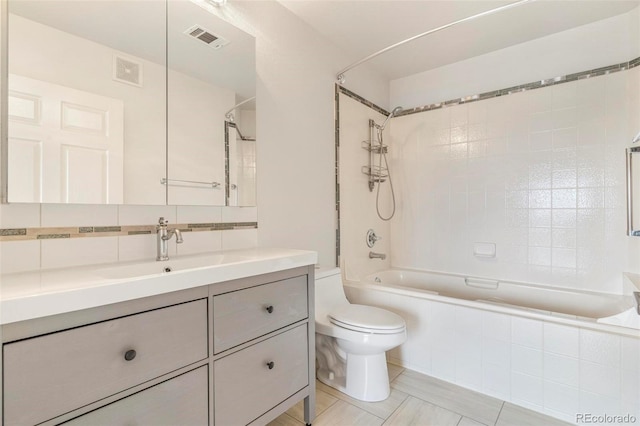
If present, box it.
[0,247,317,325]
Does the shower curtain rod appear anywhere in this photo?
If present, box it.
[225,96,256,121]
[336,0,534,83]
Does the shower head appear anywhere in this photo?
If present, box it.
[378,106,403,130]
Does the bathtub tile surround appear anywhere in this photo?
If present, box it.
[388,65,640,294]
[0,203,258,273]
[346,285,640,424]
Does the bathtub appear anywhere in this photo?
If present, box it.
[343,268,640,424]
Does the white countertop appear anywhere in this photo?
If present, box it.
[0,248,317,325]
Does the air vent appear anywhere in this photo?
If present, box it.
[112,55,143,87]
[184,25,229,50]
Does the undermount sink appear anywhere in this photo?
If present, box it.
[97,253,251,280]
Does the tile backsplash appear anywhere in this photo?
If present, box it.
[0,204,258,274]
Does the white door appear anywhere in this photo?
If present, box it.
[8,74,124,203]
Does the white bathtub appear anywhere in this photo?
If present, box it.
[349,269,639,332]
[343,268,640,424]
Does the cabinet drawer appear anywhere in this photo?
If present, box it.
[3,299,208,426]
[213,275,308,353]
[214,324,308,426]
[64,366,209,425]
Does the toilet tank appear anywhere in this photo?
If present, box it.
[315,267,349,321]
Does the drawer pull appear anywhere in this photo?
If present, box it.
[265,305,274,314]
[124,349,137,361]
[266,361,275,370]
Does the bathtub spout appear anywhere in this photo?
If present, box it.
[369,251,386,260]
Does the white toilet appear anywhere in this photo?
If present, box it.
[315,267,406,402]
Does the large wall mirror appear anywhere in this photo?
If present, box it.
[4,0,256,206]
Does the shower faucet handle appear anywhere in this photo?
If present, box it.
[366,229,382,248]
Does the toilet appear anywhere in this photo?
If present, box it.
[315,267,406,402]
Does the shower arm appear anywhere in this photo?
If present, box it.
[336,0,534,83]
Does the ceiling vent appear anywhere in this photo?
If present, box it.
[112,55,143,87]
[184,25,229,50]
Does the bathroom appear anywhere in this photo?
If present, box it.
[0,0,639,425]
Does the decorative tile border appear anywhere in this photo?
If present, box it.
[0,222,258,242]
[337,56,640,119]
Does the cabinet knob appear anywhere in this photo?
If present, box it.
[266,305,274,314]
[124,349,137,361]
[266,361,275,370]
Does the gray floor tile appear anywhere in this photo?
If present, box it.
[313,400,384,426]
[316,380,409,420]
[267,413,304,426]
[457,416,488,426]
[392,370,503,425]
[285,388,338,423]
[388,363,405,382]
[383,396,462,426]
[496,402,575,426]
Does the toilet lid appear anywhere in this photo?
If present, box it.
[328,304,405,334]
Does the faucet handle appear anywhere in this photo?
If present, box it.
[158,217,168,225]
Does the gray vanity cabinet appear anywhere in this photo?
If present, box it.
[1,266,315,426]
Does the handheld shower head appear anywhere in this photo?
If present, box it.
[378,106,403,130]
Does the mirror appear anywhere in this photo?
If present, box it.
[166,0,255,206]
[627,146,640,236]
[4,0,256,206]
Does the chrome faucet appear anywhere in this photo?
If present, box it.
[369,251,386,260]
[156,217,183,261]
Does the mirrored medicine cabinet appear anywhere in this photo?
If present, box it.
[2,0,256,206]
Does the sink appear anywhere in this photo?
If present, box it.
[97,253,250,280]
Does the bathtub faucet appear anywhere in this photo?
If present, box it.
[369,251,386,260]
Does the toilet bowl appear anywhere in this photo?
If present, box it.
[315,267,406,402]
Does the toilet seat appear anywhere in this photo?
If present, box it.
[328,304,405,335]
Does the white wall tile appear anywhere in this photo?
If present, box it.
[483,337,511,366]
[579,390,621,415]
[482,362,510,400]
[41,237,118,269]
[41,204,118,227]
[118,234,176,262]
[221,206,258,223]
[0,240,40,273]
[622,337,640,373]
[512,345,542,377]
[482,311,511,341]
[544,352,579,387]
[221,229,258,251]
[0,204,40,228]
[176,206,222,224]
[175,231,222,256]
[579,329,620,366]
[543,381,579,418]
[579,360,620,398]
[511,317,543,349]
[118,205,177,226]
[544,323,579,358]
[511,372,543,407]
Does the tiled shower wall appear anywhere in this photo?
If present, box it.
[389,66,640,293]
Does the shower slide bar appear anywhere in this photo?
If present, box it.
[160,178,221,188]
[336,0,534,83]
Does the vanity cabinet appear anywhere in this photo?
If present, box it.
[1,266,315,426]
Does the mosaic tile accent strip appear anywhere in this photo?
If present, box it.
[395,56,640,118]
[0,222,258,241]
[336,56,640,119]
[337,85,390,117]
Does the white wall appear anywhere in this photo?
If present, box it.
[391,8,640,109]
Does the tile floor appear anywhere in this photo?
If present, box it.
[270,364,573,426]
